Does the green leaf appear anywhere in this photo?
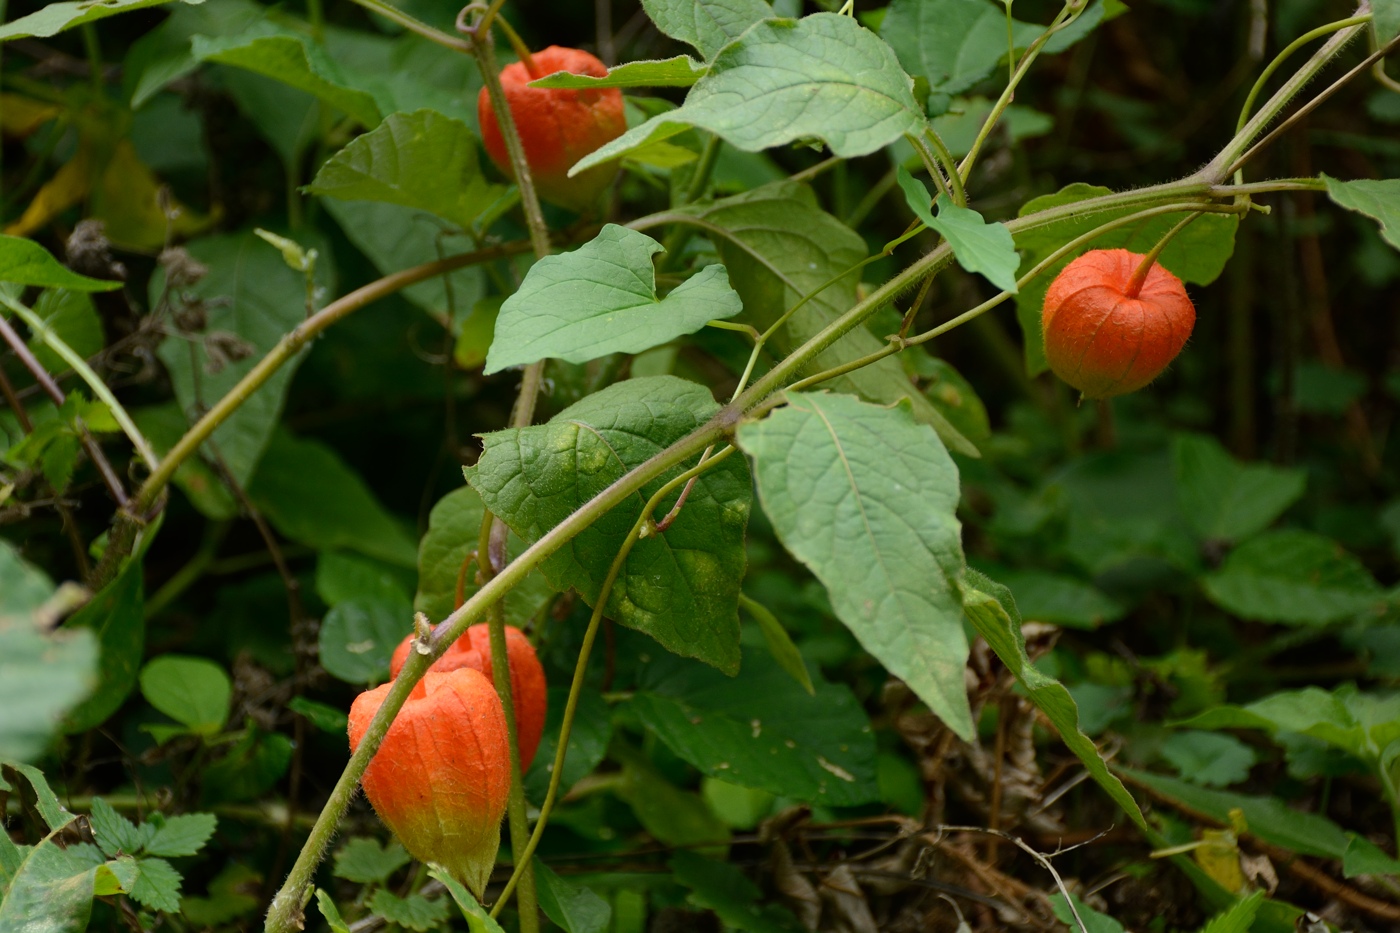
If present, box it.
[88,799,150,858]
[534,859,611,933]
[122,0,263,107]
[0,0,203,40]
[415,485,554,626]
[631,647,878,805]
[960,570,1149,832]
[27,290,103,376]
[525,688,613,802]
[0,236,122,291]
[640,0,773,59]
[897,171,1019,293]
[1343,834,1400,878]
[1202,530,1384,625]
[144,813,217,858]
[1122,768,1351,859]
[1323,174,1400,251]
[0,837,99,933]
[287,697,349,734]
[316,889,353,933]
[1181,685,1400,764]
[675,181,978,455]
[249,429,418,568]
[487,225,742,373]
[128,856,182,913]
[333,837,411,885]
[986,567,1125,629]
[702,777,775,828]
[306,110,507,231]
[369,890,450,932]
[61,544,146,734]
[613,745,731,846]
[1011,183,1238,375]
[322,199,488,325]
[192,28,381,127]
[1196,892,1264,933]
[531,55,706,88]
[0,763,78,832]
[179,861,261,926]
[1049,892,1125,933]
[738,392,974,738]
[739,594,813,694]
[318,597,413,685]
[432,868,509,933]
[200,727,293,806]
[138,656,231,736]
[154,229,335,486]
[0,538,56,618]
[573,15,925,174]
[317,552,412,608]
[467,376,751,673]
[1172,433,1305,542]
[670,850,804,933]
[1160,731,1257,788]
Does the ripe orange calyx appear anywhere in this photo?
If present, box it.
[1041,248,1196,399]
[477,45,627,211]
[348,669,510,897]
[390,623,547,770]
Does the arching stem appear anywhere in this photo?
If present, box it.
[1124,212,1204,299]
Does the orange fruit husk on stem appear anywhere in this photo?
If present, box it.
[390,623,547,770]
[1041,248,1196,399]
[476,45,627,211]
[348,669,510,897]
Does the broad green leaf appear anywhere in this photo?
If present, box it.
[333,837,411,885]
[1173,433,1305,542]
[1122,769,1350,859]
[433,868,508,933]
[986,567,1125,629]
[897,171,1019,292]
[1181,685,1400,764]
[200,727,293,806]
[573,15,925,173]
[1374,0,1400,44]
[1343,834,1400,878]
[127,856,182,913]
[317,552,412,608]
[415,486,554,627]
[287,697,348,733]
[1324,174,1400,251]
[486,225,742,373]
[61,541,147,734]
[319,597,413,685]
[88,799,150,858]
[1012,183,1238,374]
[1049,892,1125,933]
[192,29,380,127]
[0,837,99,933]
[534,859,611,933]
[178,861,261,926]
[0,0,203,41]
[613,745,731,846]
[249,430,418,568]
[144,813,217,858]
[1,763,78,832]
[1197,892,1264,933]
[640,0,773,59]
[738,392,974,738]
[926,96,1054,156]
[739,595,813,693]
[915,355,991,443]
[1203,530,1384,625]
[369,890,450,932]
[960,570,1149,832]
[630,647,878,805]
[0,548,96,762]
[467,376,751,673]
[880,0,1112,97]
[670,850,804,933]
[703,778,775,828]
[139,656,231,735]
[220,67,320,172]
[675,181,978,455]
[1160,731,1257,788]
[306,110,507,231]
[154,230,335,486]
[27,290,103,376]
[525,688,613,802]
[530,55,706,89]
[322,199,488,325]
[122,0,264,107]
[0,236,122,291]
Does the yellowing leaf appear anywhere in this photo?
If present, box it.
[0,94,61,136]
[1193,828,1247,894]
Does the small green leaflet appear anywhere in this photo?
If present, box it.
[529,55,706,89]
[896,168,1019,293]
[1323,174,1400,252]
[572,14,925,175]
[0,236,123,291]
[486,225,741,373]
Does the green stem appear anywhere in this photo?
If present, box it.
[80,23,103,98]
[144,520,229,619]
[659,135,724,272]
[343,0,473,51]
[920,129,966,207]
[906,133,953,203]
[1124,212,1204,298]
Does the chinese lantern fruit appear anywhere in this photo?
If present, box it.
[476,45,627,210]
[1041,248,1196,399]
[348,669,510,897]
[390,623,547,769]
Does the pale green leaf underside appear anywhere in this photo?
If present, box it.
[306,110,507,231]
[928,194,1020,293]
[0,0,203,41]
[1324,173,1400,252]
[486,225,742,373]
[530,55,707,89]
[0,236,123,291]
[639,0,774,60]
[573,14,924,174]
[737,391,974,738]
[193,31,380,127]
